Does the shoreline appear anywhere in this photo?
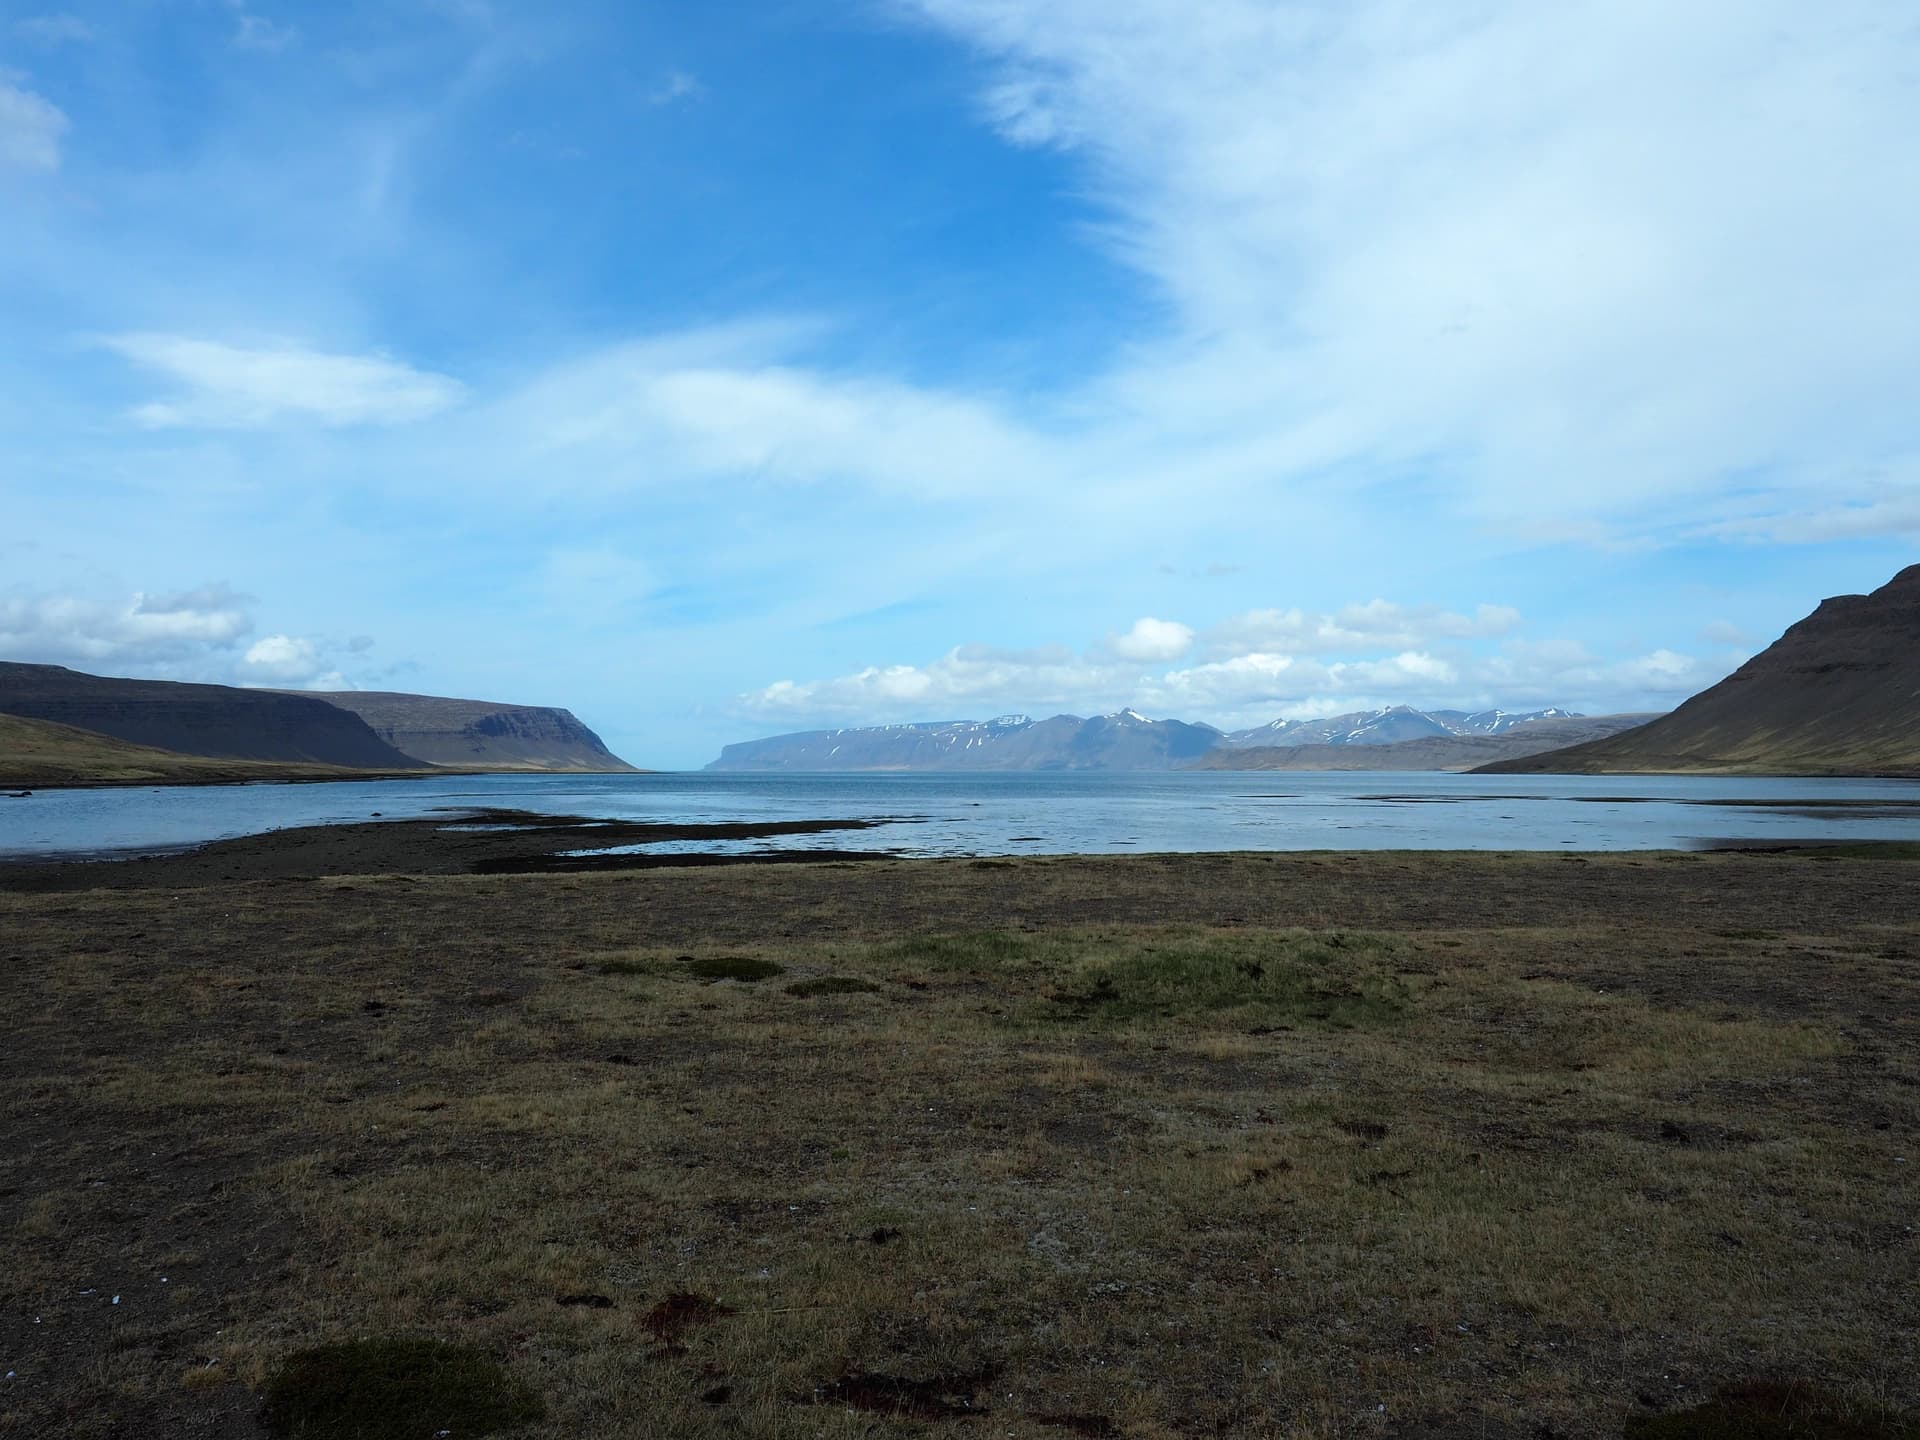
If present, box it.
[0,808,898,891]
[0,764,653,792]
[6,799,1920,893]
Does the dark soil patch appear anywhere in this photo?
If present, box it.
[787,975,883,997]
[814,1366,998,1419]
[1623,1381,1920,1439]
[1031,1410,1122,1436]
[641,1292,736,1345]
[555,1293,614,1309]
[684,956,785,983]
[261,1337,542,1439]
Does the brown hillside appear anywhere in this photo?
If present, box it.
[297,690,636,771]
[1481,564,1920,775]
[0,713,408,788]
[0,663,423,769]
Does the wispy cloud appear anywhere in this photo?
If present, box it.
[647,71,703,107]
[227,2,295,52]
[0,73,68,172]
[101,335,466,430]
[12,15,96,45]
[894,0,1920,537]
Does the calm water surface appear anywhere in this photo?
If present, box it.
[5,770,1920,860]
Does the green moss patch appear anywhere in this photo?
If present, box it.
[262,1337,542,1439]
[1044,932,1410,1029]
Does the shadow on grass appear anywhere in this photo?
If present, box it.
[684,956,785,982]
[1625,1382,1920,1439]
[787,975,883,998]
[262,1337,541,1439]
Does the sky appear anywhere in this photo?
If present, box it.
[2,0,1917,768]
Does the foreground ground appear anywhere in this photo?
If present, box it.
[2,842,1916,1437]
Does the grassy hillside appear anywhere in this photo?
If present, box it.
[0,662,422,769]
[0,713,420,788]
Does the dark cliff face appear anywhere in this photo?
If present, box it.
[0,664,423,768]
[297,692,635,771]
[1481,564,1920,776]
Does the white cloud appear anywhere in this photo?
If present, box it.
[500,331,1059,500]
[741,598,1732,727]
[0,586,254,666]
[1205,601,1518,658]
[1109,616,1193,662]
[240,634,327,683]
[102,335,465,429]
[0,74,68,173]
[0,585,370,691]
[894,0,1920,535]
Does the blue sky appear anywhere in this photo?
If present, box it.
[2,0,1917,767]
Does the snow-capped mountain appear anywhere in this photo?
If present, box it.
[1221,705,1583,749]
[707,704,1597,771]
[707,710,1224,771]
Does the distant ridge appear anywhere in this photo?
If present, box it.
[708,704,1606,772]
[1222,705,1579,748]
[1194,714,1656,772]
[1480,564,1920,776]
[0,662,421,769]
[294,690,636,772]
[708,710,1224,771]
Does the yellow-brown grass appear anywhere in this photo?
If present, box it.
[1,851,1916,1438]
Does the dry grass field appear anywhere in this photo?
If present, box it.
[2,848,1916,1438]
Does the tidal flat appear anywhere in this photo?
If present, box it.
[2,843,1916,1438]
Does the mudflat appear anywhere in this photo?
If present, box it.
[2,840,1915,1438]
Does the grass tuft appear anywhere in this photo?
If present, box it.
[1043,931,1410,1028]
[261,1337,542,1440]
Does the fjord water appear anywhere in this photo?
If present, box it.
[5,771,1920,861]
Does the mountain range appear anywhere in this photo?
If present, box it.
[0,663,635,777]
[706,705,1622,772]
[1482,563,1920,776]
[1191,713,1659,772]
